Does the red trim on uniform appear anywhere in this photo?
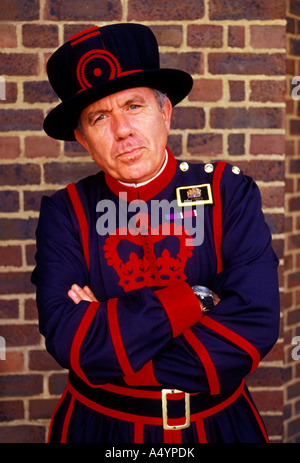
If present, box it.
[67,378,245,426]
[105,147,177,202]
[124,360,161,387]
[60,396,75,443]
[107,298,135,377]
[155,282,201,338]
[67,182,90,270]
[69,26,99,43]
[134,423,144,443]
[200,317,260,374]
[242,390,269,443]
[183,329,220,395]
[164,429,182,443]
[212,161,226,274]
[48,386,68,443]
[196,419,207,443]
[70,301,101,384]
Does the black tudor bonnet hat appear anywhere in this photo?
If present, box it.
[43,23,193,141]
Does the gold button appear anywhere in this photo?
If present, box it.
[232,166,240,175]
[204,163,214,173]
[179,161,189,172]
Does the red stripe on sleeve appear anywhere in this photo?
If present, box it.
[155,282,202,338]
[200,317,260,374]
[70,301,101,385]
[124,360,161,386]
[107,298,135,377]
[212,161,226,274]
[183,328,220,395]
[67,182,90,270]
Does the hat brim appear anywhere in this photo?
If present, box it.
[43,68,193,141]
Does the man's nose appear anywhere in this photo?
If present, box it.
[112,112,133,140]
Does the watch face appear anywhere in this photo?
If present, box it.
[193,285,213,298]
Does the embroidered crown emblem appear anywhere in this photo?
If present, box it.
[103,213,194,292]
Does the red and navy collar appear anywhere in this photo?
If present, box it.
[105,146,177,202]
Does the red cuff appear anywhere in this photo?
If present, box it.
[155,282,202,337]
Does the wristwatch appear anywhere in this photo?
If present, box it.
[192,285,214,314]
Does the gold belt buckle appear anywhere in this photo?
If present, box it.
[161,389,191,430]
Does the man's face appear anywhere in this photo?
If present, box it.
[74,87,172,184]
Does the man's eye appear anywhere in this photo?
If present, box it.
[129,104,141,111]
[94,114,106,123]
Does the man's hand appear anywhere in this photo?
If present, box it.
[68,284,99,304]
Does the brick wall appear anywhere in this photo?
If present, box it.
[285,0,300,444]
[0,0,291,443]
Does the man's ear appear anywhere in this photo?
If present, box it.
[162,98,172,134]
[74,128,94,160]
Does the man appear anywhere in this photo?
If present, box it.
[31,23,280,443]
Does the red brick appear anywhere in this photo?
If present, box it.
[188,133,223,156]
[0,375,43,397]
[0,191,19,212]
[49,373,68,395]
[0,53,39,76]
[24,299,38,321]
[264,213,284,234]
[229,80,245,102]
[44,0,122,21]
[228,133,245,155]
[0,352,24,373]
[0,271,35,294]
[171,107,205,129]
[250,134,285,154]
[0,400,24,422]
[161,52,204,75]
[260,186,285,208]
[23,81,58,104]
[22,24,59,48]
[25,244,36,267]
[251,390,283,413]
[44,162,99,185]
[0,425,45,443]
[237,160,284,182]
[0,137,21,159]
[24,189,56,211]
[0,82,18,104]
[210,107,284,129]
[247,366,283,388]
[189,78,223,102]
[25,136,60,158]
[0,0,39,20]
[187,25,223,48]
[209,0,285,20]
[167,135,182,157]
[29,350,63,371]
[150,26,183,48]
[208,53,285,75]
[228,26,245,48]
[0,245,22,266]
[0,324,41,347]
[0,164,40,186]
[0,109,44,132]
[29,398,58,420]
[0,299,19,319]
[290,119,300,135]
[250,80,285,103]
[250,25,286,49]
[128,0,204,20]
[0,25,17,47]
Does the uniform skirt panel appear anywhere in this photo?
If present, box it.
[48,379,268,444]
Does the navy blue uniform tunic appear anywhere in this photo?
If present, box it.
[31,149,280,443]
